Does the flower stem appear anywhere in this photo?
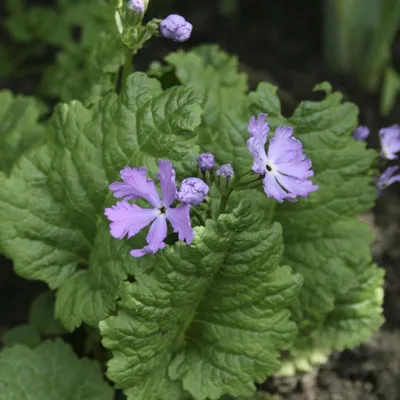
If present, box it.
[217,189,233,217]
[266,199,277,224]
[120,48,133,90]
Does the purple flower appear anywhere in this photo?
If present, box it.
[247,114,318,203]
[160,14,192,42]
[177,178,209,205]
[379,125,400,159]
[377,166,400,191]
[197,153,215,171]
[105,160,193,258]
[129,0,145,13]
[353,125,370,141]
[216,164,234,179]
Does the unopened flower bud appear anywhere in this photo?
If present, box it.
[197,153,215,171]
[160,14,192,42]
[177,178,209,205]
[216,164,234,179]
[352,125,370,141]
[129,0,145,13]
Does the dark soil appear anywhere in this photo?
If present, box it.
[1,0,400,399]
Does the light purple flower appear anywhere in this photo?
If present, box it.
[160,14,192,42]
[105,160,193,258]
[247,113,318,203]
[376,166,400,192]
[379,125,400,159]
[197,153,215,171]
[353,125,370,141]
[216,164,234,179]
[177,178,209,205]
[129,0,145,13]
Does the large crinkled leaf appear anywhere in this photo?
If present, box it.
[0,90,46,174]
[0,73,203,330]
[318,262,384,350]
[249,82,382,353]
[166,45,256,174]
[0,339,113,400]
[100,202,302,400]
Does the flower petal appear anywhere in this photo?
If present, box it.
[247,137,267,175]
[104,201,159,239]
[377,166,400,190]
[380,125,400,160]
[157,159,177,208]
[166,204,194,244]
[248,114,269,145]
[109,167,161,207]
[262,172,295,203]
[275,158,314,179]
[275,173,319,197]
[267,128,303,164]
[130,214,168,257]
[146,214,168,249]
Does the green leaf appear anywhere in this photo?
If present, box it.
[279,261,384,373]
[0,339,114,400]
[0,90,46,174]
[29,292,66,336]
[166,45,254,174]
[249,85,382,353]
[3,324,41,348]
[100,202,302,400]
[318,263,384,350]
[0,73,203,330]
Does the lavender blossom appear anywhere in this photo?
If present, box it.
[177,177,209,205]
[197,153,215,171]
[160,14,192,42]
[353,125,370,141]
[216,164,234,179]
[379,125,400,159]
[105,160,193,258]
[129,0,145,13]
[247,114,318,203]
[376,166,400,192]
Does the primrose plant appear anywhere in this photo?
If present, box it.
[0,0,395,399]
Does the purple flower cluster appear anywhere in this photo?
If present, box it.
[247,114,318,203]
[105,160,197,258]
[160,14,192,42]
